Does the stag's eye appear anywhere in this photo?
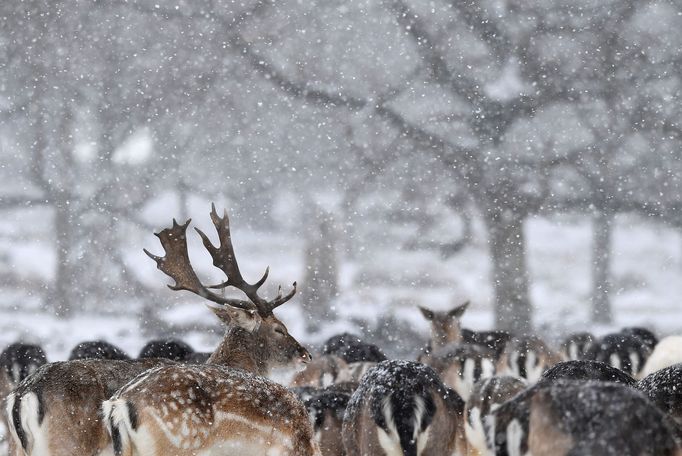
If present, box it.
[275,328,286,336]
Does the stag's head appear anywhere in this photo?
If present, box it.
[144,204,311,369]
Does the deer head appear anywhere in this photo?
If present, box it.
[144,204,311,374]
[419,300,470,349]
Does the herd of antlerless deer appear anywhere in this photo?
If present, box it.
[1,206,681,455]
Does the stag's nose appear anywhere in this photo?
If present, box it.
[299,348,312,364]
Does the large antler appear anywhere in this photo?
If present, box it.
[194,204,297,315]
[145,204,296,316]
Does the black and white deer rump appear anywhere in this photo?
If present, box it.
[342,359,468,456]
[559,332,595,361]
[464,376,526,456]
[295,383,354,456]
[585,331,654,377]
[429,343,497,400]
[496,335,562,383]
[0,342,47,455]
[485,379,682,456]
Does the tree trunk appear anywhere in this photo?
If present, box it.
[591,210,614,323]
[485,210,532,334]
[301,211,339,332]
[51,197,78,317]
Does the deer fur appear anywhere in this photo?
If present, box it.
[496,335,562,383]
[464,376,526,455]
[485,380,682,456]
[104,364,319,456]
[639,335,682,378]
[342,360,468,456]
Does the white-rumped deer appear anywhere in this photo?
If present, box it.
[486,379,682,456]
[102,206,318,455]
[6,206,314,456]
[342,359,468,456]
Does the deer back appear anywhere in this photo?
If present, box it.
[104,364,319,456]
[342,360,468,456]
[6,358,167,456]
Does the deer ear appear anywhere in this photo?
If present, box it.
[418,306,435,321]
[448,301,470,318]
[207,304,262,332]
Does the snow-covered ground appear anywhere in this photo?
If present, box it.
[0,208,680,449]
[0,209,680,362]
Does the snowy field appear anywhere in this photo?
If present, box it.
[0,207,680,362]
[0,206,681,450]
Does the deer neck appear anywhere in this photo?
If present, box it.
[206,327,269,376]
[432,326,463,350]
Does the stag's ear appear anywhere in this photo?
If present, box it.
[206,303,262,332]
[418,306,436,321]
[448,301,470,319]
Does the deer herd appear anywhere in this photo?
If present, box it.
[1,205,682,455]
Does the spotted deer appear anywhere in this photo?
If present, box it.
[342,359,468,456]
[6,206,314,456]
[102,206,318,456]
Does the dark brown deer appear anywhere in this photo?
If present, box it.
[102,206,317,455]
[6,206,313,456]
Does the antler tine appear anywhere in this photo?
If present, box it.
[267,281,298,312]
[144,218,255,311]
[195,204,275,314]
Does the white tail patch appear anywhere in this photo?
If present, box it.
[10,392,50,456]
[506,419,524,456]
[525,351,544,383]
[413,396,431,455]
[377,395,402,456]
[483,413,497,454]
[609,353,621,370]
[508,351,520,377]
[5,393,19,450]
[12,363,22,385]
[568,343,579,361]
[629,352,640,375]
[465,406,487,454]
[459,358,476,399]
[482,358,495,379]
[103,398,136,456]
